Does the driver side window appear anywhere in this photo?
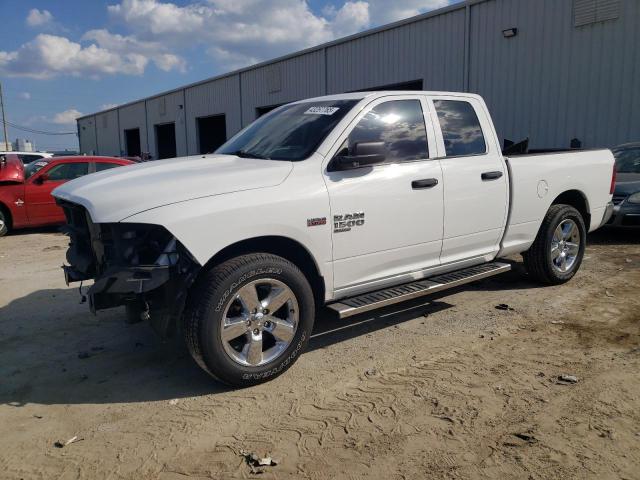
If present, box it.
[345,99,429,163]
[46,162,89,181]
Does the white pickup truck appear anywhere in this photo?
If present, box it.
[53,91,615,386]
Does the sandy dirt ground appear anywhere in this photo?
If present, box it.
[1,227,639,480]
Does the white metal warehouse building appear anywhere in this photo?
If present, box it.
[77,0,640,159]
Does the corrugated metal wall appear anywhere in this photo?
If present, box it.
[118,102,147,155]
[95,109,120,156]
[241,50,326,125]
[185,75,241,154]
[469,0,639,148]
[77,116,97,154]
[145,90,187,158]
[80,0,640,156]
[326,7,466,93]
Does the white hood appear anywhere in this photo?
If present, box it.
[53,154,293,222]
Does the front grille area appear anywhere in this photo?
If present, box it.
[59,200,96,275]
[58,200,176,277]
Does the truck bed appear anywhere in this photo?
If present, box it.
[499,149,615,256]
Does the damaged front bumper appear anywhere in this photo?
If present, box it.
[58,200,200,336]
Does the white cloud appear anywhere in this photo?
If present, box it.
[51,108,83,125]
[26,8,54,27]
[100,103,120,110]
[106,0,371,69]
[325,1,370,38]
[0,34,151,78]
[83,29,186,72]
[19,92,31,100]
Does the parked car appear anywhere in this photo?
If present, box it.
[0,154,132,236]
[0,151,53,164]
[53,91,615,386]
[609,142,640,227]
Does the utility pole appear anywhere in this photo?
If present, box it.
[0,81,9,150]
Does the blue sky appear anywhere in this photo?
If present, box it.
[0,0,452,151]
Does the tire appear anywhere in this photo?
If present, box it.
[0,208,9,237]
[183,253,315,387]
[523,204,586,285]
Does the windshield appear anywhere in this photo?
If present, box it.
[216,99,359,161]
[613,148,640,173]
[24,160,49,179]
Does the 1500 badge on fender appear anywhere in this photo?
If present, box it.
[334,212,365,233]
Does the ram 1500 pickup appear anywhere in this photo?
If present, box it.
[53,91,615,386]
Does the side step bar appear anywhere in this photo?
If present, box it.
[327,262,511,319]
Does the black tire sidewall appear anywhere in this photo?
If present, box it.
[199,256,314,386]
[542,207,586,282]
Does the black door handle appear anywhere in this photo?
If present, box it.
[412,178,439,189]
[481,171,503,180]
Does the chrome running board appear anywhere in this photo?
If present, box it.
[327,262,511,319]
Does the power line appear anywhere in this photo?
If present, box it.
[1,119,77,136]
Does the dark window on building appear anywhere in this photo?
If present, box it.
[95,162,119,172]
[345,99,428,163]
[197,115,227,154]
[124,128,141,157]
[46,162,89,181]
[349,79,424,92]
[155,123,177,159]
[256,104,285,118]
[433,100,487,157]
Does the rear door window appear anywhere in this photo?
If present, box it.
[433,100,487,156]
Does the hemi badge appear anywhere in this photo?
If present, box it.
[307,217,327,227]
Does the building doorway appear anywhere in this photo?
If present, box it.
[197,115,227,154]
[155,123,176,159]
[124,128,141,157]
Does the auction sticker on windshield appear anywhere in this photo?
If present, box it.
[304,106,340,115]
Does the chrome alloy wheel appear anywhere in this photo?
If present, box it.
[551,219,581,273]
[220,278,299,367]
[0,217,4,230]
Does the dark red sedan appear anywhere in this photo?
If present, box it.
[0,154,133,236]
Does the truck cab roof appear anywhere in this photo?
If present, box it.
[293,90,485,104]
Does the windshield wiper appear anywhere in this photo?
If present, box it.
[227,149,269,159]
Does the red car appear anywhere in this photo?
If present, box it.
[0,154,133,236]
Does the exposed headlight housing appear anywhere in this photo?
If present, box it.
[628,192,640,204]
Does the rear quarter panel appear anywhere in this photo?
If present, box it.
[499,149,614,256]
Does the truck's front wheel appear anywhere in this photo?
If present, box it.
[183,253,315,386]
[523,204,586,285]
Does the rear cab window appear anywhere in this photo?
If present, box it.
[433,99,487,157]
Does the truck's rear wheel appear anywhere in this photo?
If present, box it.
[0,208,9,237]
[523,204,586,285]
[183,253,315,386]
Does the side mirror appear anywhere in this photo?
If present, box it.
[329,141,386,172]
[34,173,49,185]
